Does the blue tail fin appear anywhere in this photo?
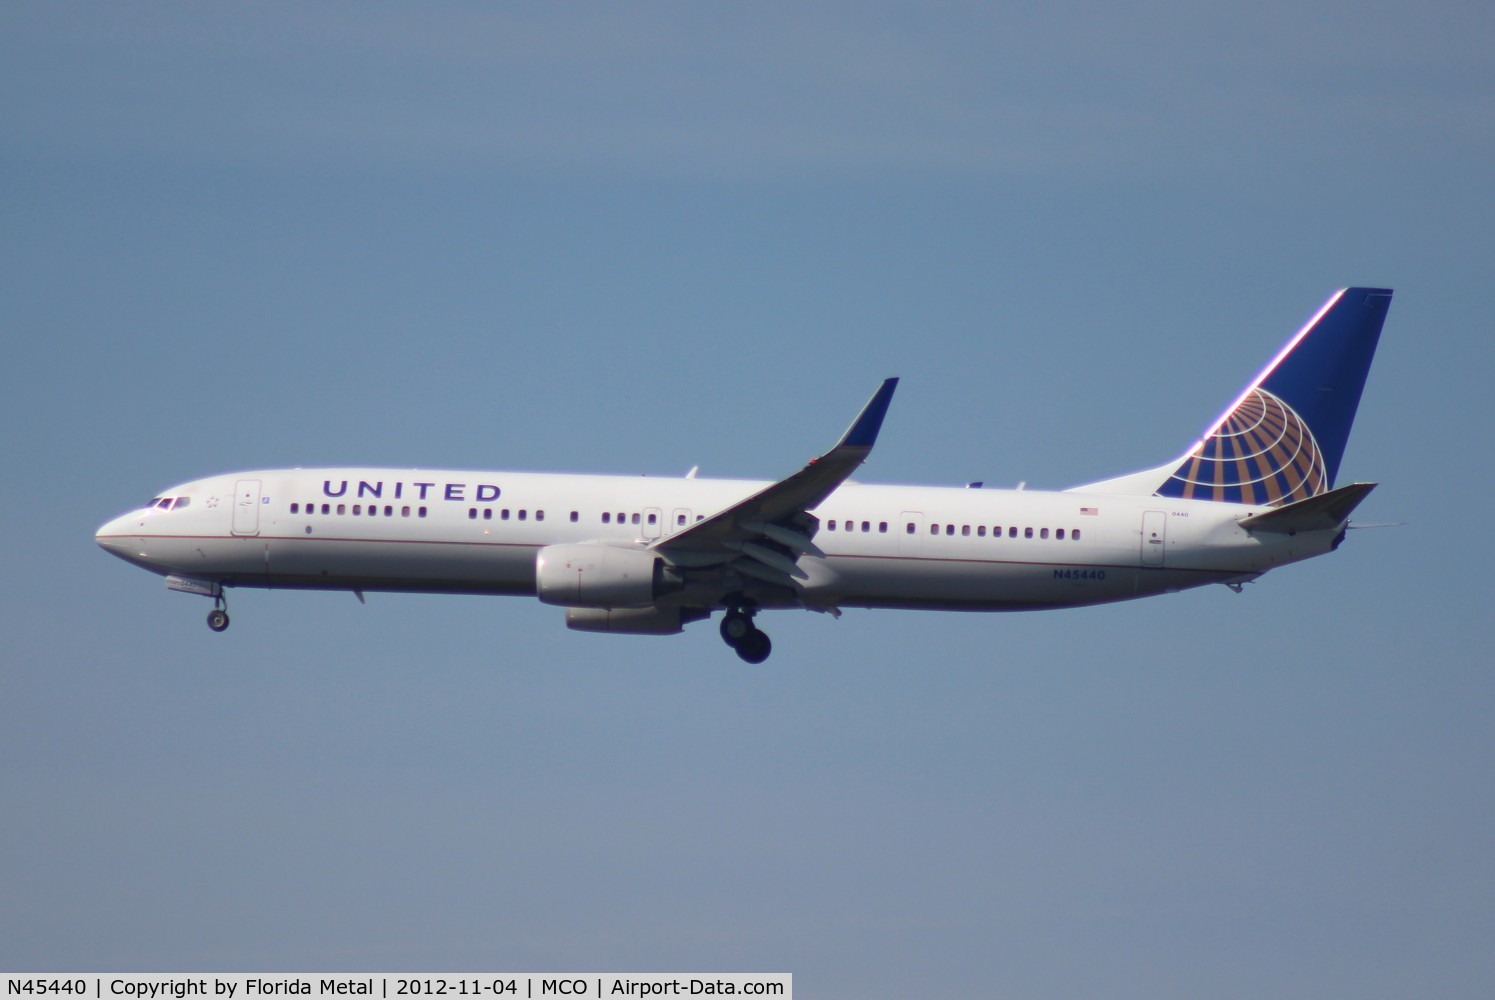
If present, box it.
[1156,288,1392,504]
[1074,288,1392,505]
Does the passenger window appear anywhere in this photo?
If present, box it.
[677,514,686,526]
[1040,528,1049,539]
[1073,529,1081,541]
[322,504,331,515]
[502,509,510,520]
[906,522,915,534]
[353,504,362,515]
[861,521,870,532]
[419,507,427,518]
[977,526,986,537]
[1008,527,1017,538]
[930,524,939,535]
[602,512,611,524]
[961,525,970,536]
[291,503,300,514]
[468,509,477,520]
[536,510,545,522]
[570,511,579,523]
[1057,529,1065,540]
[631,513,640,525]
[828,520,837,531]
[519,510,527,521]
[483,509,492,520]
[879,522,888,533]
[1024,527,1033,538]
[337,504,346,515]
[647,513,656,525]
[383,505,392,516]
[946,524,955,536]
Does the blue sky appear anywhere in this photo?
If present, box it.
[4,3,1493,996]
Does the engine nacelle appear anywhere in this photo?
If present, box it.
[536,542,660,609]
[564,606,708,635]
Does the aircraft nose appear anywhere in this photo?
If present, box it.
[96,512,145,562]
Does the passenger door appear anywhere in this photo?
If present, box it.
[232,479,262,536]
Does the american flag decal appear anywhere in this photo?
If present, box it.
[1080,507,1098,515]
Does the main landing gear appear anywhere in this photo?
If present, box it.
[720,603,771,664]
[206,593,230,632]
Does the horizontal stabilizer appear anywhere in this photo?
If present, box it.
[1238,482,1377,534]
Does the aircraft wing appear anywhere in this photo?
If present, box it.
[651,378,898,587]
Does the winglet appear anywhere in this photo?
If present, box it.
[837,378,899,451]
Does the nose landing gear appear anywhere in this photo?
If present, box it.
[206,594,230,632]
[720,603,771,664]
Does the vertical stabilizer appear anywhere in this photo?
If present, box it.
[1074,288,1392,504]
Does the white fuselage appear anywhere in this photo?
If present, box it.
[95,467,1336,613]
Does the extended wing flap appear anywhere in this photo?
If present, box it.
[1239,482,1377,534]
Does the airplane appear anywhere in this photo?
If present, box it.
[96,287,1392,663]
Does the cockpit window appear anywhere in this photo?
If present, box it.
[174,497,190,510]
[154,498,173,509]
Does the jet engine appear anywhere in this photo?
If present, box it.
[535,542,662,609]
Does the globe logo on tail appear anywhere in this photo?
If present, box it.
[1158,388,1326,505]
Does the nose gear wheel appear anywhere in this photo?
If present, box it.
[206,592,230,632]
